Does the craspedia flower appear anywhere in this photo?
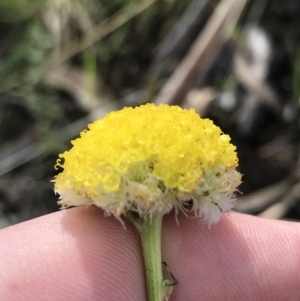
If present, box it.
[54,103,241,225]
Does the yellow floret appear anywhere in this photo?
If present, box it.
[54,103,241,225]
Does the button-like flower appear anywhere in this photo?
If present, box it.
[54,103,241,225]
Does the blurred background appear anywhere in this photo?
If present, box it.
[1,0,300,228]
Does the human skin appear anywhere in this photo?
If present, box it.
[0,207,299,301]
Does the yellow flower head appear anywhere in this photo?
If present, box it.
[54,104,241,225]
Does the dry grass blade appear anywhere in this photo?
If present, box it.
[153,0,248,105]
[44,65,115,113]
[258,182,300,219]
[147,0,212,79]
[235,167,300,214]
[234,53,283,116]
[47,0,158,68]
[0,102,118,177]
[235,180,291,214]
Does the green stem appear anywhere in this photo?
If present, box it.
[126,213,169,301]
[140,215,164,301]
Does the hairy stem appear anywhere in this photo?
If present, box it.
[126,213,172,301]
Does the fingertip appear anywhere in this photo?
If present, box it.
[162,212,300,301]
[0,207,145,301]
